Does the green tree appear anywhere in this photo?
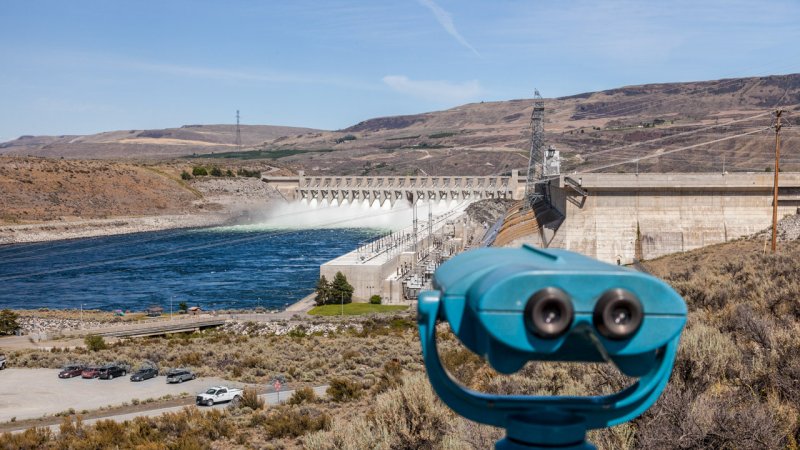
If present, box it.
[0,309,19,335]
[210,166,223,177]
[180,170,192,180]
[84,335,107,352]
[314,275,331,306]
[192,166,208,176]
[329,271,354,305]
[369,295,382,305]
[178,302,188,313]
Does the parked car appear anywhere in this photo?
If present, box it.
[59,364,85,378]
[81,366,101,379]
[195,386,242,406]
[98,363,129,380]
[166,368,196,384]
[0,354,6,370]
[130,367,158,382]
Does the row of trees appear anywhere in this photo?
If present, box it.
[182,167,261,180]
[314,272,354,306]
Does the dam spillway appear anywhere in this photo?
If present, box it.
[263,171,526,206]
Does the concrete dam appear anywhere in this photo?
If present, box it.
[263,171,799,303]
[496,172,800,264]
[264,172,526,206]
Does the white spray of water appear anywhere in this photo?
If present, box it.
[213,198,467,233]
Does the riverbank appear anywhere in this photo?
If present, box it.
[0,213,229,245]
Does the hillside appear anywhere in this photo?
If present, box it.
[2,74,799,175]
[0,124,319,159]
[0,157,287,226]
[257,74,800,175]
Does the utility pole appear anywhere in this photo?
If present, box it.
[771,109,783,253]
[235,110,242,151]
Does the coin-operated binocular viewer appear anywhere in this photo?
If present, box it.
[417,245,686,450]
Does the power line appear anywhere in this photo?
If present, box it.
[577,127,771,174]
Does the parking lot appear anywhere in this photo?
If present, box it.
[0,368,234,422]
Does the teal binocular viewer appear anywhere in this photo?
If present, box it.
[417,245,687,450]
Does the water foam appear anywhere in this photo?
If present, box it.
[213,198,465,233]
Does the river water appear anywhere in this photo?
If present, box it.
[0,226,383,311]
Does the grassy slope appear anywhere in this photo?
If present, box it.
[307,303,408,316]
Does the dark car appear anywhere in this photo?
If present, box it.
[166,368,197,384]
[81,366,101,379]
[98,364,128,380]
[130,367,158,382]
[59,364,85,378]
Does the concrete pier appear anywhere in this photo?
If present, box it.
[320,207,470,304]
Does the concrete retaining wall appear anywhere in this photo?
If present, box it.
[511,173,800,264]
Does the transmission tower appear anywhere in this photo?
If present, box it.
[525,90,546,205]
[235,110,242,151]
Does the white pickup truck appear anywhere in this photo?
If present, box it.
[195,386,243,406]
[0,354,6,370]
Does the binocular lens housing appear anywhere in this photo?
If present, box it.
[594,288,643,340]
[525,287,574,339]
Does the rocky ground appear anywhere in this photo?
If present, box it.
[752,211,800,241]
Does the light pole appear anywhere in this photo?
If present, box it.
[80,303,84,329]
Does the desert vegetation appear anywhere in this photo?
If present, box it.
[3,238,800,448]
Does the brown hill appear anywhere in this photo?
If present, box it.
[0,124,319,160]
[3,74,800,175]
[0,157,286,225]
[259,74,800,175]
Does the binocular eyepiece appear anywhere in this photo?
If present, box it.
[417,245,687,450]
[525,287,643,340]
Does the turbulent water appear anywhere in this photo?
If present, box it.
[0,226,383,311]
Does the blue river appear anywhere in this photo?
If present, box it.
[0,227,383,311]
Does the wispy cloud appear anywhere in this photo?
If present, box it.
[382,75,483,103]
[118,59,378,91]
[417,0,480,56]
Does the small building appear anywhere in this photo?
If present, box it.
[146,305,164,317]
[188,306,203,315]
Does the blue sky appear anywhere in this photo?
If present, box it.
[1,0,799,140]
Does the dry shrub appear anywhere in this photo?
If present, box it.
[305,373,451,450]
[327,378,363,402]
[371,359,404,394]
[288,386,317,405]
[265,406,330,438]
[0,427,51,450]
[675,320,741,388]
[239,387,264,410]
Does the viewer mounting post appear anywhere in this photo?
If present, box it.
[772,109,783,253]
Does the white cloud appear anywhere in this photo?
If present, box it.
[417,0,480,56]
[382,75,483,103]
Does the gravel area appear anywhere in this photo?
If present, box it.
[0,368,235,422]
